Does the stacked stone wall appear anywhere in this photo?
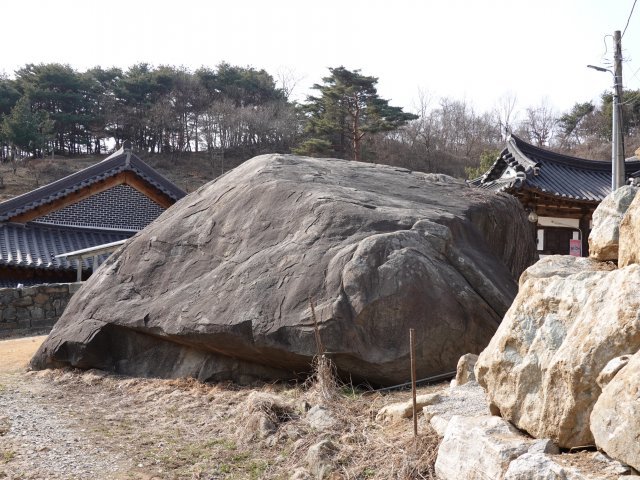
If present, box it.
[0,283,81,338]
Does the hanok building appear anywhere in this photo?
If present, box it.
[473,134,640,256]
[0,142,186,287]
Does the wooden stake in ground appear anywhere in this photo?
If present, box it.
[308,297,324,354]
[410,328,418,437]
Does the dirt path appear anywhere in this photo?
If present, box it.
[0,336,130,479]
[0,335,46,373]
[0,336,440,479]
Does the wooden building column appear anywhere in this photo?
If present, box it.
[76,260,82,282]
[580,212,591,257]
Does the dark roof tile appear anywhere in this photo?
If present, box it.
[0,223,132,271]
[476,134,640,202]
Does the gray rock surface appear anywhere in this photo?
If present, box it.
[375,393,441,422]
[590,452,632,476]
[475,255,640,448]
[31,154,536,385]
[519,255,616,284]
[589,185,638,261]
[504,453,570,480]
[455,353,478,386]
[305,439,336,479]
[434,415,554,480]
[591,349,640,471]
[596,355,631,389]
[423,381,490,436]
[305,405,337,431]
[504,452,627,480]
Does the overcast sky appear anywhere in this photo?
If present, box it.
[3,0,639,119]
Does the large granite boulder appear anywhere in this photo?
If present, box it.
[591,349,640,471]
[588,185,637,261]
[475,255,640,448]
[619,187,640,267]
[31,154,536,385]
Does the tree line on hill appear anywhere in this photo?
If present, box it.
[1,62,640,179]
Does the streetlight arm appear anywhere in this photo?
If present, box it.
[587,64,611,74]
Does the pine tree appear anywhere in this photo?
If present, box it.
[295,67,417,161]
[0,96,53,157]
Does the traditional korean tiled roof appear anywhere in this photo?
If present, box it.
[0,143,186,222]
[473,134,640,202]
[0,222,132,271]
[0,143,187,284]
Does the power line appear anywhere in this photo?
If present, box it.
[625,64,640,87]
[602,34,613,60]
[620,65,640,106]
[622,0,638,38]
[621,92,640,106]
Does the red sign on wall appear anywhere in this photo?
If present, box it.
[569,239,582,257]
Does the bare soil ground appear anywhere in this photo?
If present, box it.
[0,336,46,373]
[0,337,441,479]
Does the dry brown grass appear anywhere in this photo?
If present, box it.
[304,354,340,404]
[292,354,440,479]
[0,335,46,373]
[0,336,442,479]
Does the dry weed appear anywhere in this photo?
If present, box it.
[304,354,341,405]
[14,359,442,479]
[281,352,441,479]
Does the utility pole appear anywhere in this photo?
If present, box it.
[612,30,625,190]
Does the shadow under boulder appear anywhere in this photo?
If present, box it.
[31,154,536,386]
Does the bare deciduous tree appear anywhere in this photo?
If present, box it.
[519,100,557,147]
[494,92,518,136]
[275,66,304,101]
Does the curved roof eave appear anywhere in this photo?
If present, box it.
[510,134,640,172]
[475,134,640,203]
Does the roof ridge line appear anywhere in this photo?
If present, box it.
[0,148,185,222]
[509,133,640,170]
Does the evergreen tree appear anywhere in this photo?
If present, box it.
[0,75,21,161]
[1,96,53,157]
[558,102,596,144]
[601,89,640,141]
[465,149,500,180]
[83,66,122,153]
[212,62,285,106]
[295,67,417,161]
[14,63,92,154]
[0,75,20,117]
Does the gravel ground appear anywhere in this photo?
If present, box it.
[0,373,127,479]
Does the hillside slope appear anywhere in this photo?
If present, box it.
[0,152,246,202]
